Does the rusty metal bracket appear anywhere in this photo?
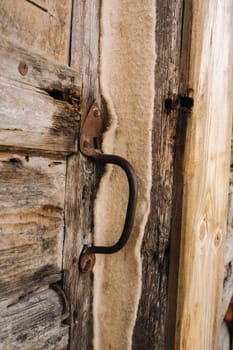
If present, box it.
[50,283,69,321]
[78,101,137,272]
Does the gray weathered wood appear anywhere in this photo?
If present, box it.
[63,1,101,349]
[0,3,73,349]
[222,143,233,318]
[0,35,81,92]
[0,288,69,350]
[132,1,183,349]
[220,136,233,348]
[0,35,81,154]
[165,1,192,348]
[219,322,230,350]
[0,153,66,305]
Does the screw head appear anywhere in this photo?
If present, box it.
[93,108,100,118]
[18,62,28,76]
[79,253,96,273]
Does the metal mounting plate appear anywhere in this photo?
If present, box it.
[79,101,103,157]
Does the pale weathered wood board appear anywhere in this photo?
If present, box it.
[173,1,233,349]
[0,153,66,305]
[0,0,72,64]
[0,80,80,154]
[0,288,68,350]
[0,34,81,93]
[0,35,81,154]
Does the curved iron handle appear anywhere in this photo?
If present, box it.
[79,102,137,272]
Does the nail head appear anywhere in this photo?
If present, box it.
[18,62,28,76]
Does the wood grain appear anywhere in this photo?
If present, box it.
[172,1,233,349]
[0,0,72,64]
[0,154,66,305]
[0,34,81,93]
[0,288,68,349]
[132,1,183,349]
[165,0,193,348]
[0,35,81,154]
[0,2,73,349]
[63,1,101,349]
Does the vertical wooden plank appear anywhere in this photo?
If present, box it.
[132,1,183,349]
[165,1,193,348]
[63,1,101,349]
[171,1,233,349]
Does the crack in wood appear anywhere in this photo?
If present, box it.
[25,0,48,13]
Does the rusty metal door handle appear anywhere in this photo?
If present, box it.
[78,102,137,272]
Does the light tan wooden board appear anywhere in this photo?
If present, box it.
[0,35,81,154]
[0,153,66,305]
[175,1,233,349]
[0,0,72,64]
[0,288,68,350]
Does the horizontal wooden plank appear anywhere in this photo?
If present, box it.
[0,34,81,92]
[0,35,81,154]
[0,154,66,304]
[0,288,69,349]
[0,79,80,154]
[0,0,72,64]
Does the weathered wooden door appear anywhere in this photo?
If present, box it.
[2,1,232,350]
[0,1,99,349]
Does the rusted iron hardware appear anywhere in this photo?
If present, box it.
[50,283,69,321]
[79,101,137,272]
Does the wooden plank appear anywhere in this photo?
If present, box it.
[0,80,80,154]
[132,1,184,349]
[0,35,81,154]
[0,35,81,93]
[63,1,101,349]
[165,0,193,348]
[0,153,66,305]
[171,1,233,349]
[0,288,69,349]
[0,0,72,64]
